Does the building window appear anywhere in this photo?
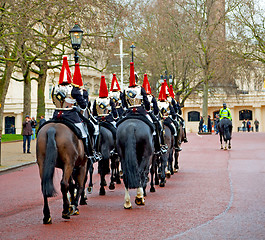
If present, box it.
[188,111,200,121]
[239,109,252,120]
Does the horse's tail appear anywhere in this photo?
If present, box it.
[42,127,57,197]
[123,127,140,189]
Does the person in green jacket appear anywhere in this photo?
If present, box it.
[219,103,232,121]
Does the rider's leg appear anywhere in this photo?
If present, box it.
[171,121,182,152]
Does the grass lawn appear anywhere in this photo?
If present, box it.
[1,134,23,142]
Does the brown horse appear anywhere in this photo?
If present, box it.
[36,122,87,224]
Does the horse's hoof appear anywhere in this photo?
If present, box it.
[221,147,223,149]
[73,208,79,215]
[228,145,231,149]
[62,212,70,219]
[103,180,107,186]
[166,171,171,178]
[135,196,145,206]
[43,217,52,224]
[116,178,121,184]
[80,198,87,205]
[150,187,156,193]
[109,182,115,190]
[173,168,178,173]
[124,202,132,209]
[86,187,93,195]
[224,147,227,150]
[159,182,165,187]
[99,188,106,196]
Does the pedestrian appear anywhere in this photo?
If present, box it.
[198,116,204,133]
[214,114,220,134]
[242,119,246,132]
[247,119,251,132]
[207,115,212,133]
[22,115,32,153]
[254,118,259,132]
[39,115,46,127]
[31,117,37,140]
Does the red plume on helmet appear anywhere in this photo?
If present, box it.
[110,73,121,92]
[142,74,152,95]
[59,56,72,84]
[169,84,175,98]
[99,75,108,98]
[158,82,167,101]
[164,79,170,96]
[129,62,136,87]
[72,63,83,87]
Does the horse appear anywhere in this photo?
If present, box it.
[98,123,121,196]
[36,122,87,224]
[217,118,232,150]
[116,118,154,209]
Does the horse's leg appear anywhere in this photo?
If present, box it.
[220,134,223,149]
[154,161,159,185]
[167,150,173,177]
[115,157,121,184]
[72,163,87,215]
[150,156,156,193]
[160,154,167,187]
[109,156,116,190]
[124,188,132,209]
[43,196,52,224]
[86,164,94,194]
[80,162,89,205]
[61,165,73,219]
[135,187,145,205]
[228,139,231,149]
[174,151,179,172]
[99,159,108,195]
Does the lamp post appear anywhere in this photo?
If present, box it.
[130,43,136,62]
[69,23,83,64]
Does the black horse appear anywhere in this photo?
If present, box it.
[98,124,120,196]
[116,118,154,209]
[36,123,87,224]
[217,118,232,150]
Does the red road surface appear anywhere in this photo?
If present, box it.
[1,132,265,240]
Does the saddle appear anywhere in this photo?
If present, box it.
[37,119,82,139]
[99,121,117,140]
[116,111,155,133]
[163,117,176,135]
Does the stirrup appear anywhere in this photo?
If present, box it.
[174,146,182,152]
[89,151,102,163]
[160,146,167,154]
[154,150,161,156]
[110,149,119,157]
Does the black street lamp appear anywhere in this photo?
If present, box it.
[69,23,83,63]
[130,43,135,62]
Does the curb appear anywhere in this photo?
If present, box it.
[0,161,36,174]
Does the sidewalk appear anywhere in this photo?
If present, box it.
[0,140,37,172]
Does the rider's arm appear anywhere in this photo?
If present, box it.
[110,99,118,119]
[152,96,159,116]
[169,104,177,120]
[92,100,98,116]
[71,86,87,109]
[141,87,150,111]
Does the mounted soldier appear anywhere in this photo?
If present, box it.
[157,80,182,152]
[168,83,188,143]
[92,75,118,146]
[108,73,124,118]
[51,56,101,163]
[219,103,232,121]
[142,73,168,155]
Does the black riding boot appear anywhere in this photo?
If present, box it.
[82,138,93,167]
[183,128,188,143]
[93,134,102,162]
